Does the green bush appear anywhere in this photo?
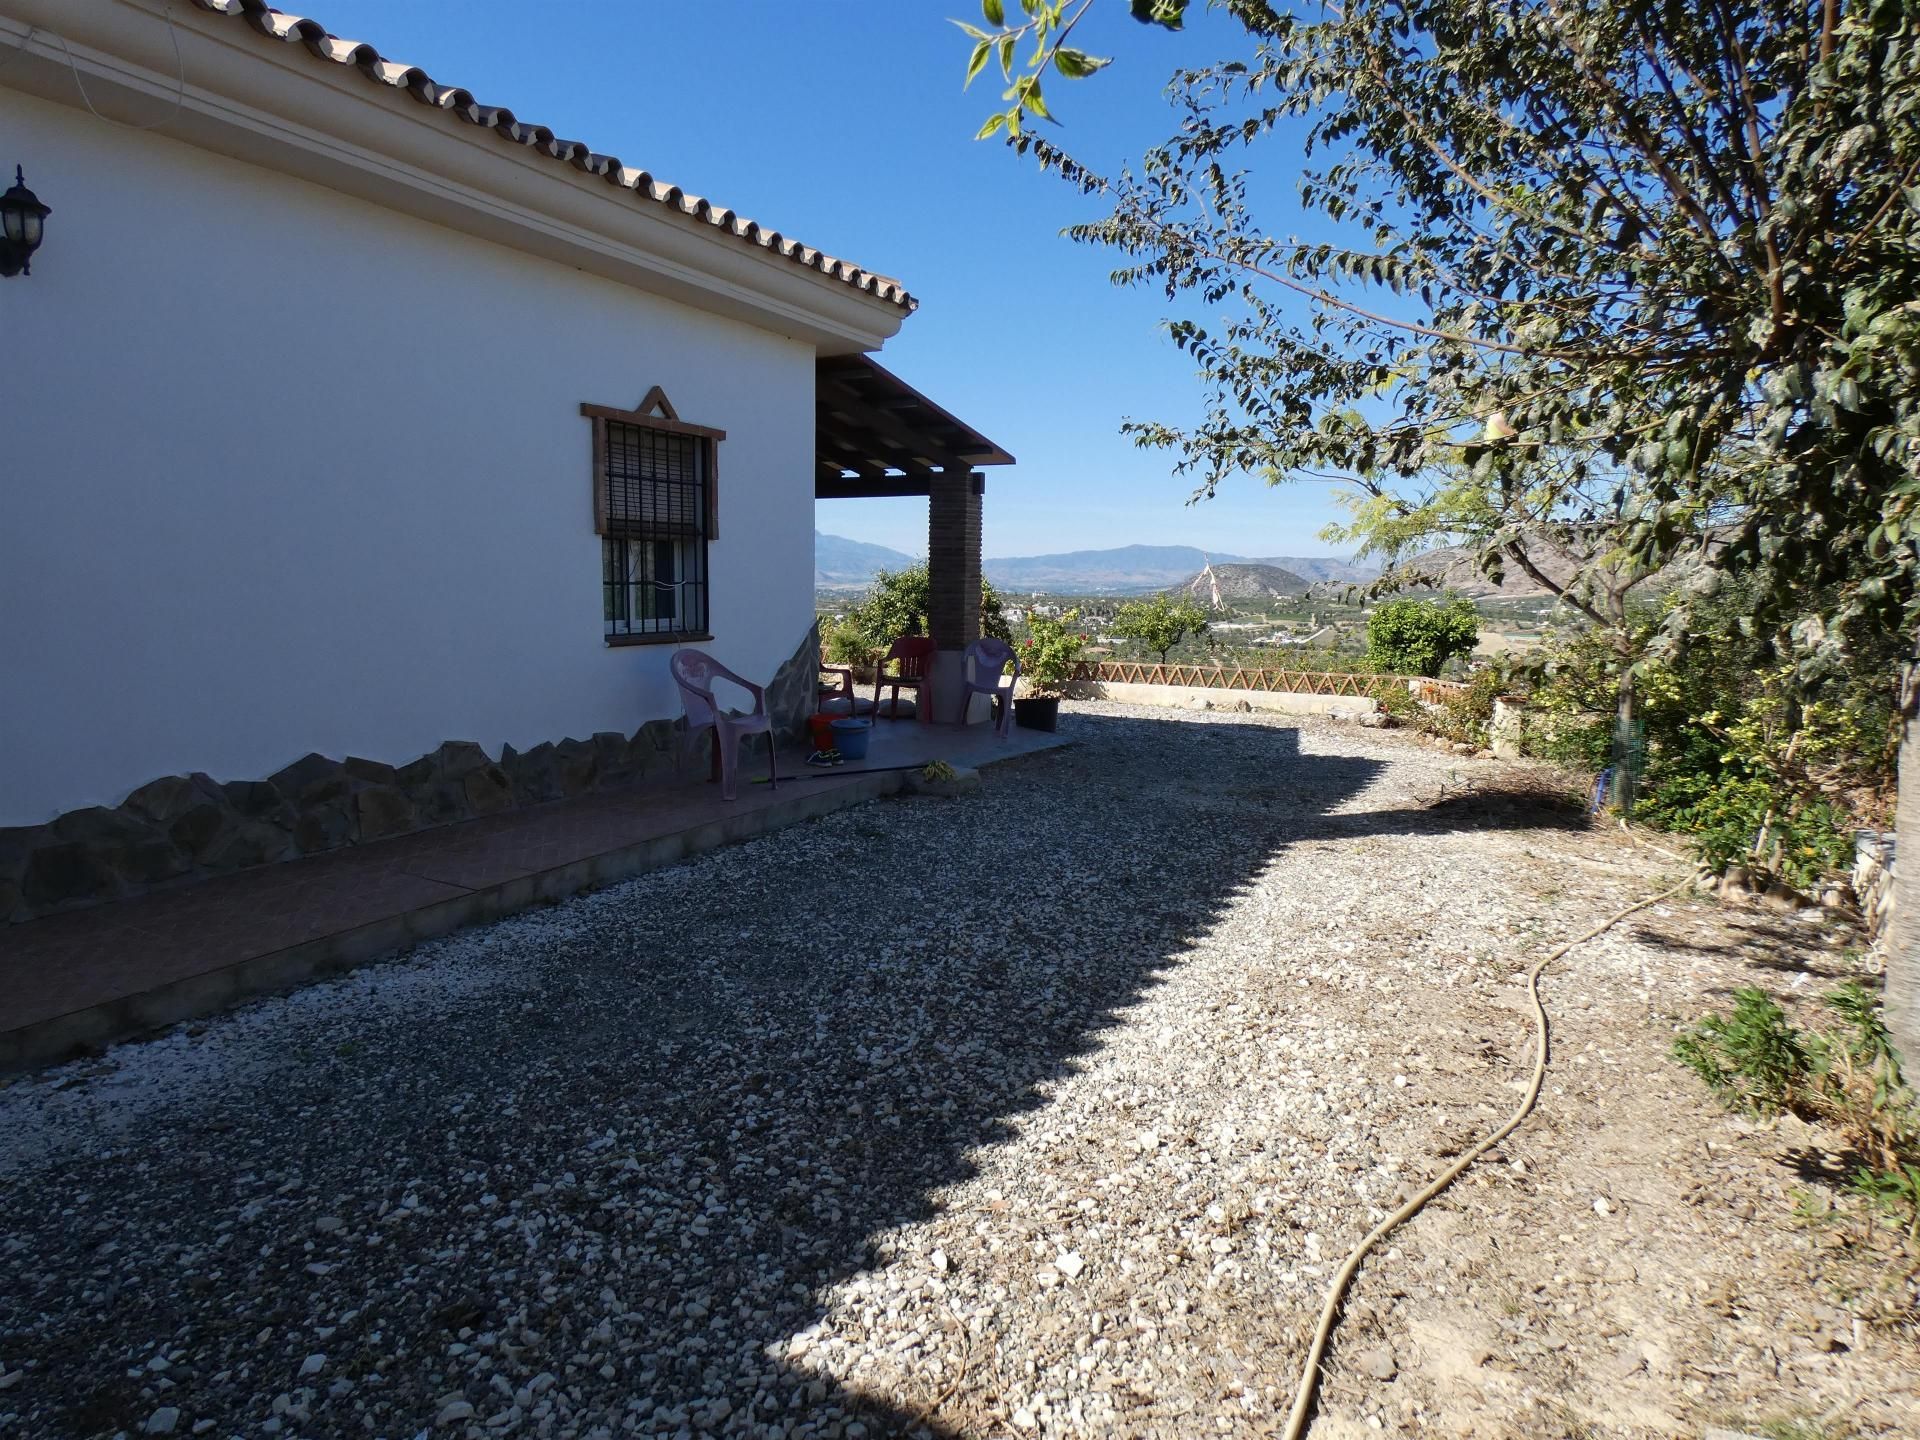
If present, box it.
[1374,684,1423,726]
[1372,669,1501,744]
[1674,987,1813,1116]
[1524,715,1612,770]
[823,622,871,667]
[1637,770,1854,893]
[1428,669,1502,746]
[1675,982,1918,1235]
[1516,573,1898,890]
[1019,609,1087,696]
[1365,595,1479,677]
[835,564,1012,661]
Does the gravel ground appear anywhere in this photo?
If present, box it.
[1,703,1914,1440]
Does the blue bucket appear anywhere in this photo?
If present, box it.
[830,717,872,760]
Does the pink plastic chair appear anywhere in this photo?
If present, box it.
[670,649,777,800]
[959,637,1020,738]
[873,635,936,724]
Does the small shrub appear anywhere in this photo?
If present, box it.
[1848,1165,1920,1238]
[1524,714,1612,770]
[824,622,873,668]
[1816,980,1917,1177]
[1019,610,1087,696]
[1372,670,1502,745]
[1674,987,1812,1115]
[1676,983,1920,1234]
[1428,669,1503,746]
[1374,685,1422,726]
[1638,771,1854,892]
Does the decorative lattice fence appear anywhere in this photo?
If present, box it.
[1069,661,1465,703]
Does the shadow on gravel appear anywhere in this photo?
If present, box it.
[1309,781,1590,841]
[0,712,1588,1439]
[1627,910,1859,985]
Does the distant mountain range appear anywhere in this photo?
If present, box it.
[812,534,1377,593]
[815,531,919,587]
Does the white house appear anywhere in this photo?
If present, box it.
[0,0,1010,920]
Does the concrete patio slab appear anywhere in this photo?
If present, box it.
[0,718,1066,1070]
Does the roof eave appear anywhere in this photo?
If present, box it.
[0,0,912,353]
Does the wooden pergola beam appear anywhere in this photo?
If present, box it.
[818,375,975,474]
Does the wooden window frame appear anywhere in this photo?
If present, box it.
[583,387,725,648]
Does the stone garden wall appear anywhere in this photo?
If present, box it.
[1,626,820,925]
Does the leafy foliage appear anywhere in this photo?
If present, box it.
[1676,981,1919,1234]
[1365,596,1479,677]
[1515,574,1898,886]
[1638,773,1855,891]
[966,0,1920,688]
[828,563,1012,664]
[960,0,1920,878]
[1372,683,1424,729]
[954,0,1140,142]
[1432,668,1505,746]
[1109,593,1211,662]
[1675,987,1815,1116]
[1019,608,1088,695]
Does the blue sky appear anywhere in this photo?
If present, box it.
[306,1,1352,560]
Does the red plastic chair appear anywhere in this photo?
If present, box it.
[670,649,777,800]
[873,635,936,724]
[959,637,1020,738]
[815,664,872,717]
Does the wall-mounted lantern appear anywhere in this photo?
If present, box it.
[0,167,51,277]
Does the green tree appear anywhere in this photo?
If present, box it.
[1366,597,1480,677]
[1322,446,1673,802]
[958,0,1920,1062]
[830,563,1011,661]
[1109,593,1211,663]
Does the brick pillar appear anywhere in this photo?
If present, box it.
[928,467,981,651]
[927,467,983,724]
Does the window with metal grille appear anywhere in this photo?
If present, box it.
[583,392,723,645]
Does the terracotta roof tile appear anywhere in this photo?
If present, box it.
[189,0,916,310]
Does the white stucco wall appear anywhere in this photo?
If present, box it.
[0,88,817,825]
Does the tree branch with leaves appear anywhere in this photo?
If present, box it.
[954,0,1920,1058]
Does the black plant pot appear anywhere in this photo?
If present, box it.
[1014,696,1061,733]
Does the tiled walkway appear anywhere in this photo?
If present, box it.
[0,719,1066,1069]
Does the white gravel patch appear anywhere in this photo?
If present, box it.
[0,906,556,1176]
[0,703,1909,1439]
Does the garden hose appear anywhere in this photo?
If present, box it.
[1280,875,1696,1439]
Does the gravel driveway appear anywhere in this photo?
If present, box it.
[1,704,1913,1440]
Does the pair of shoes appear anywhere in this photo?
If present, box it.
[805,749,845,768]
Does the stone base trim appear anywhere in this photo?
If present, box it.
[1,625,823,924]
[1,763,907,1072]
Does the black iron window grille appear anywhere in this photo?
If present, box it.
[599,419,710,640]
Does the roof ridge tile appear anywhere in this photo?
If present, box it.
[185,0,913,309]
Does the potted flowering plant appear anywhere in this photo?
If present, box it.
[1014,609,1085,733]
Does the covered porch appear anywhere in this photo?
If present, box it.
[815,355,1015,724]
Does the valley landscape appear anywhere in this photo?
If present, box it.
[815,531,1559,667]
